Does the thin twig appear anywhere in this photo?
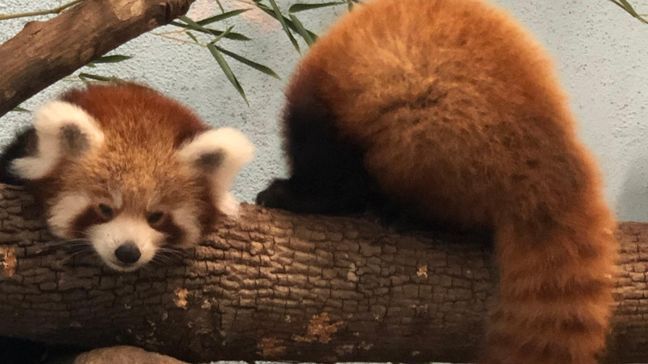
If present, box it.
[0,0,85,21]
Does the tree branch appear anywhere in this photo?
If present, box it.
[0,185,644,363]
[0,0,196,117]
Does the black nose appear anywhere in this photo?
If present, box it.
[114,241,141,264]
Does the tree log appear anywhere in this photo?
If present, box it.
[0,185,644,363]
[0,0,195,118]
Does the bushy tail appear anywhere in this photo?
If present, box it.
[482,201,617,364]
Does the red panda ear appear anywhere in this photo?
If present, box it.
[175,127,254,217]
[11,101,104,180]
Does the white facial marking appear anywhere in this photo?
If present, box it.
[47,192,92,238]
[87,215,164,272]
[170,204,201,245]
[110,189,123,209]
[176,127,254,218]
[12,100,104,180]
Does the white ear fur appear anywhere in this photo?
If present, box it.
[11,101,104,180]
[176,127,255,218]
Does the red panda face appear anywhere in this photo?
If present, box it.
[46,151,208,272]
[9,84,254,272]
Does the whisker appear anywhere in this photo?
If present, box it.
[152,252,183,266]
[66,249,92,259]
[153,253,174,263]
[61,248,95,264]
[157,250,186,261]
[45,239,89,248]
[156,253,184,262]
[157,247,186,258]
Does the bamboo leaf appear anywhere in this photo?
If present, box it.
[289,2,344,13]
[207,43,248,104]
[209,29,249,41]
[254,2,317,46]
[171,18,251,40]
[289,14,315,46]
[216,46,280,79]
[197,9,250,25]
[209,26,234,45]
[78,73,116,82]
[185,31,200,44]
[612,0,648,23]
[179,15,210,32]
[11,106,29,113]
[266,0,300,51]
[92,54,132,63]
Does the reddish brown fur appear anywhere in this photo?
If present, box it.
[284,0,617,362]
[38,83,217,240]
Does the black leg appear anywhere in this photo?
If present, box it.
[256,85,372,214]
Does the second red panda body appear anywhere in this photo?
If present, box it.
[257,0,618,363]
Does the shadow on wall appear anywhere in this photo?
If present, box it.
[617,156,648,221]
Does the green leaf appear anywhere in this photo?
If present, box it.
[215,46,280,79]
[92,54,132,63]
[289,14,315,46]
[185,31,200,44]
[209,29,249,41]
[170,20,251,41]
[254,2,318,42]
[289,2,344,13]
[179,15,210,31]
[11,106,29,113]
[197,8,250,25]
[266,0,300,51]
[208,25,234,45]
[207,43,248,104]
[78,73,115,82]
[612,0,648,23]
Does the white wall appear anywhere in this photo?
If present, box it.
[1,0,647,220]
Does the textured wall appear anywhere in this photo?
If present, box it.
[0,0,647,220]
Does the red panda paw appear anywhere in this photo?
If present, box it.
[256,178,338,213]
[256,178,293,209]
[257,178,369,215]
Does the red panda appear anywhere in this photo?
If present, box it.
[256,0,618,363]
[0,82,254,272]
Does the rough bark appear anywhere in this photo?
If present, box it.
[0,186,645,363]
[0,0,195,118]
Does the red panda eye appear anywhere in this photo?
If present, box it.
[97,203,114,219]
[147,211,165,225]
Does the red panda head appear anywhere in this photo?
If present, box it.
[10,83,254,272]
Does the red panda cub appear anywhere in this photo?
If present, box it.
[0,82,254,272]
[256,0,618,363]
